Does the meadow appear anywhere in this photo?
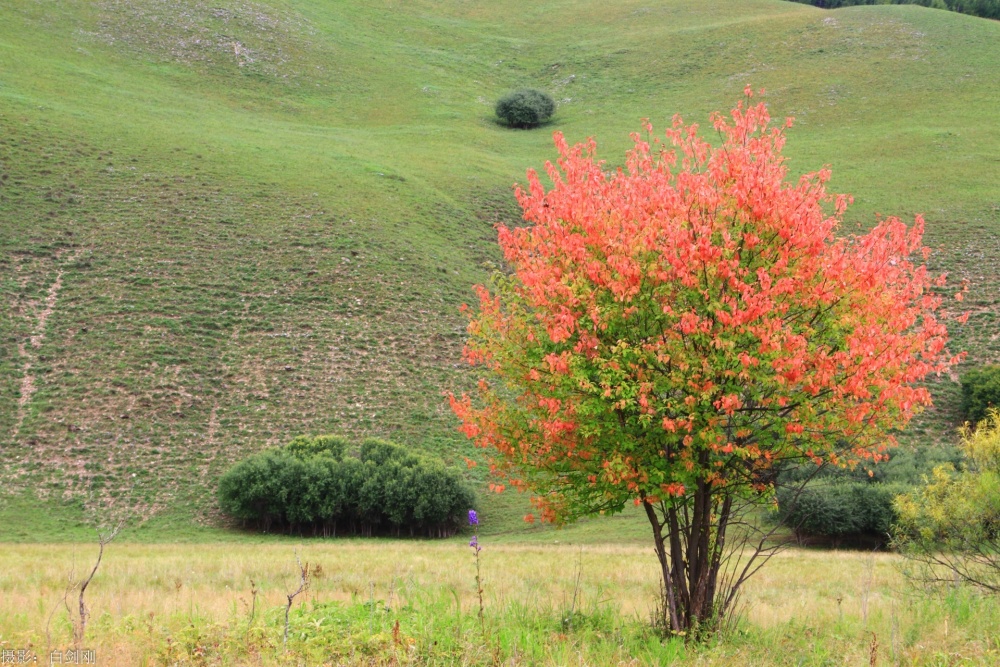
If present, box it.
[2,540,999,666]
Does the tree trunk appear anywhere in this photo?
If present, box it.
[645,484,736,636]
[643,501,681,632]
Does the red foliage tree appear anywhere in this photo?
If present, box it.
[450,89,965,634]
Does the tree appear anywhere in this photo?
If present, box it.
[895,410,1000,592]
[450,89,965,634]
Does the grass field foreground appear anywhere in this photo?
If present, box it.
[0,542,998,665]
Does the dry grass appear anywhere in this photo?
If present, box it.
[1,542,998,665]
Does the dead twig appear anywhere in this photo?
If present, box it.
[283,552,310,647]
[75,518,126,647]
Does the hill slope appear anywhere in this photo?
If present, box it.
[1,0,998,537]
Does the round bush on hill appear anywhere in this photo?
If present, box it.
[495,89,555,128]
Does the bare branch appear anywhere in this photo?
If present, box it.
[283,552,310,647]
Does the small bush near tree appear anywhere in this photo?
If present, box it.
[218,435,476,537]
[495,89,555,128]
[960,365,1000,426]
[776,479,905,548]
[773,446,963,547]
[895,410,1000,592]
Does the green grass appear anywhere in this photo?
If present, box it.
[1,0,999,538]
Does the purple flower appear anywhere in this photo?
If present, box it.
[468,509,479,526]
[469,535,478,548]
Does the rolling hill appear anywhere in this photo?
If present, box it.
[1,0,998,539]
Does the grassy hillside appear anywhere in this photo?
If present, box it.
[1,0,999,538]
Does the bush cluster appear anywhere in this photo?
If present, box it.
[218,435,476,537]
[773,442,966,548]
[495,89,556,128]
[776,480,904,547]
[961,365,1000,426]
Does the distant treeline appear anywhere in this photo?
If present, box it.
[789,0,1000,20]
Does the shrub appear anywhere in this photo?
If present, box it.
[772,444,964,548]
[495,89,555,128]
[960,365,1000,426]
[217,435,476,537]
[359,437,410,465]
[286,433,347,460]
[895,411,1000,591]
[776,480,904,547]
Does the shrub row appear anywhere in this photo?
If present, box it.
[218,436,476,538]
[775,480,906,548]
[773,440,969,548]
